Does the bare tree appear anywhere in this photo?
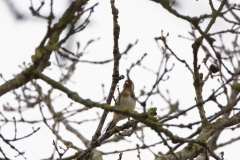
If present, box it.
[1,0,240,160]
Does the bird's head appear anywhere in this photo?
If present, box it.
[123,79,134,91]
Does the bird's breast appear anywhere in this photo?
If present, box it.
[119,93,136,110]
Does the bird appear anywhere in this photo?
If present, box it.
[106,79,136,131]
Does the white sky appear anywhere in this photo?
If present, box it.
[0,0,240,160]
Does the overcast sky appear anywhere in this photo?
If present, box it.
[0,0,240,160]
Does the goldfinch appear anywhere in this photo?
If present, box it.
[106,79,136,131]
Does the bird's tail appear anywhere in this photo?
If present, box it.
[105,119,117,132]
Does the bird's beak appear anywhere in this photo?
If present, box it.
[125,81,129,87]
